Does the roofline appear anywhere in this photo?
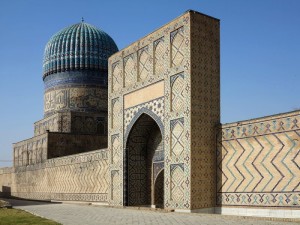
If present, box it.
[222,109,300,127]
[110,10,220,57]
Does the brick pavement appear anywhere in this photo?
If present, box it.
[3,199,300,225]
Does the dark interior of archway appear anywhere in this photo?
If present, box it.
[125,114,164,207]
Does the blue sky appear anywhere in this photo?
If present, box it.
[0,0,299,167]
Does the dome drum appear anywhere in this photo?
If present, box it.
[43,22,118,79]
[42,21,118,117]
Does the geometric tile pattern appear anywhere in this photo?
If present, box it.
[10,150,109,202]
[217,192,300,208]
[111,170,120,202]
[171,27,185,67]
[111,134,120,164]
[43,22,118,78]
[170,73,185,112]
[170,118,185,157]
[154,38,165,76]
[124,54,135,87]
[189,13,220,210]
[170,164,185,203]
[111,98,121,129]
[108,13,191,208]
[218,111,300,208]
[108,12,219,211]
[125,114,163,206]
[112,62,122,92]
[154,170,164,207]
[124,97,164,128]
[138,46,150,81]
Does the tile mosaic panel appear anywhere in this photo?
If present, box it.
[112,62,122,92]
[154,38,166,76]
[189,12,220,209]
[218,111,300,208]
[124,54,136,87]
[170,118,185,157]
[111,134,120,164]
[111,98,121,129]
[170,164,185,203]
[171,27,185,67]
[138,46,150,81]
[170,73,185,112]
[10,150,109,202]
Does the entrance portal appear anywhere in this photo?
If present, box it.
[125,113,164,207]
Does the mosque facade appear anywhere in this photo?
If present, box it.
[0,10,299,218]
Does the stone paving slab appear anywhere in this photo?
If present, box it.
[2,198,300,225]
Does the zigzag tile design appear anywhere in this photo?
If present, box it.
[12,150,109,202]
[218,112,300,207]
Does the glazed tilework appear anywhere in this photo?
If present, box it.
[125,114,163,206]
[138,46,150,81]
[217,111,300,208]
[124,97,164,128]
[43,22,118,78]
[44,85,107,117]
[190,11,220,209]
[170,73,185,112]
[108,11,219,210]
[112,62,123,92]
[124,54,136,87]
[2,150,109,202]
[2,9,298,215]
[44,71,108,90]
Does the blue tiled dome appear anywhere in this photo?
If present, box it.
[43,22,118,79]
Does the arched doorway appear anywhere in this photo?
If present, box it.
[154,169,164,208]
[125,113,164,208]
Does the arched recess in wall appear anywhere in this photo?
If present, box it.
[124,111,164,207]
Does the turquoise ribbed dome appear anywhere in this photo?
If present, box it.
[43,22,118,79]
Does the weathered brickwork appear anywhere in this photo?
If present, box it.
[13,134,48,167]
[217,111,300,208]
[1,150,109,202]
[13,132,107,167]
[0,167,13,197]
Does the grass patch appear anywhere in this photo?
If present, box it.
[0,208,61,225]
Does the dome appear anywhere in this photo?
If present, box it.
[43,21,118,79]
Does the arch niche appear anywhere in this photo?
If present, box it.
[124,112,164,208]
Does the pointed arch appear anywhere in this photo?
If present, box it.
[124,108,164,144]
[124,112,164,207]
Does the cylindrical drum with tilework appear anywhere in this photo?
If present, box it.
[43,22,118,117]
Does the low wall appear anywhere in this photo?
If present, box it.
[0,167,13,197]
[0,149,109,202]
[217,110,300,208]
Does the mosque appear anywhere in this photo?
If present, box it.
[0,10,299,218]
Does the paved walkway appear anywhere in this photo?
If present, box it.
[2,198,300,225]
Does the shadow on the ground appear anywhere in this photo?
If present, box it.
[0,197,62,207]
